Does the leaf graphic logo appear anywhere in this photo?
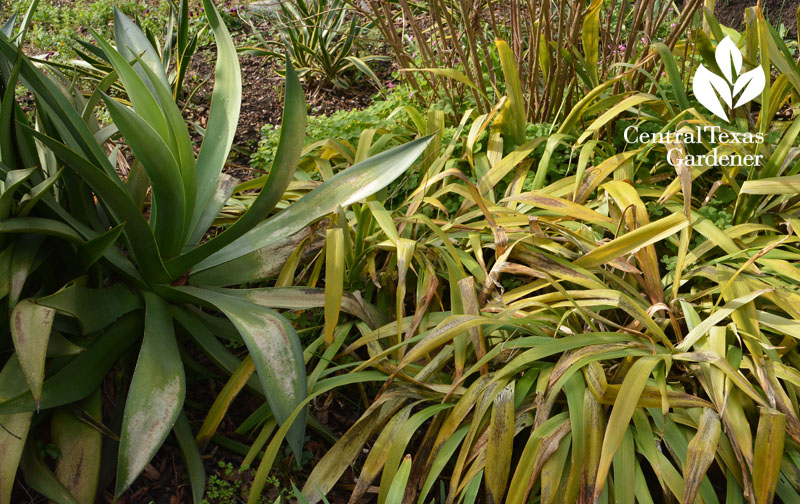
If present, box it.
[692,36,765,122]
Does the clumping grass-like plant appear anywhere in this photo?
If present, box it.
[267,6,800,504]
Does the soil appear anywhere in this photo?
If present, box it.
[714,0,800,38]
[184,30,388,180]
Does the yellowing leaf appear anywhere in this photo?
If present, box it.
[505,191,612,222]
[324,228,345,345]
[593,357,659,500]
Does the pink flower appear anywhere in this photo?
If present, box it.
[387,81,394,88]
[618,44,626,52]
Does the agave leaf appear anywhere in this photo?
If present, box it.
[112,7,170,92]
[51,392,102,504]
[0,168,35,219]
[17,168,62,218]
[171,307,263,394]
[176,57,304,272]
[1,47,24,171]
[190,135,432,276]
[188,173,238,245]
[0,36,114,178]
[204,286,382,329]
[0,357,32,504]
[100,94,185,255]
[0,313,141,415]
[37,283,142,335]
[190,0,242,233]
[10,299,54,403]
[75,224,124,273]
[173,286,307,461]
[19,443,79,504]
[0,14,15,38]
[90,31,170,144]
[0,217,83,243]
[189,223,321,286]
[6,226,41,308]
[116,293,185,497]
[24,129,169,282]
[124,50,197,235]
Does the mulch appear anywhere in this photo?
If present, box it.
[714,0,800,38]
[184,29,387,180]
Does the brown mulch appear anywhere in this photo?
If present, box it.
[183,29,386,180]
[714,0,800,38]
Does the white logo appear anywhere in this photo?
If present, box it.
[692,36,765,122]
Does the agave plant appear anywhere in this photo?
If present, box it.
[0,1,430,502]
